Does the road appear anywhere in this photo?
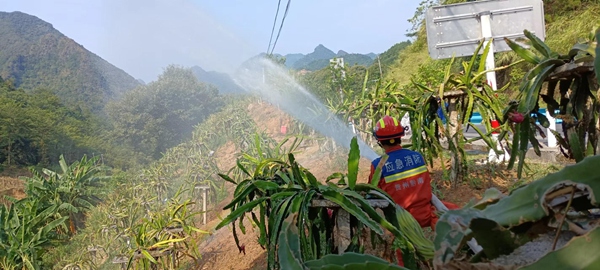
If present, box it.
[402,123,564,147]
[463,123,563,147]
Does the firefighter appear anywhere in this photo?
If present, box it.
[368,115,459,265]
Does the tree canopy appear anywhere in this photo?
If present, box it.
[106,65,224,161]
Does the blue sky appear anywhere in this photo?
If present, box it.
[0,0,420,82]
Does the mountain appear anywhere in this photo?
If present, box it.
[283,53,304,68]
[335,53,374,67]
[247,45,378,72]
[284,45,375,71]
[366,53,378,60]
[190,66,245,94]
[366,40,412,81]
[291,44,336,70]
[337,50,349,57]
[376,41,412,69]
[0,11,140,112]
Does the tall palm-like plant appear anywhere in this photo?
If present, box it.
[503,29,599,177]
[22,154,108,235]
[0,197,67,269]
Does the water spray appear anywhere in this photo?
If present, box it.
[232,57,379,161]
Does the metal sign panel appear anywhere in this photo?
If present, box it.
[426,0,545,60]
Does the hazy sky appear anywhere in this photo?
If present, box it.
[0,0,420,82]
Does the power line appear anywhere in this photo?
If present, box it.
[266,0,282,54]
[269,0,291,55]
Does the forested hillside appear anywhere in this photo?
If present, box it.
[0,11,230,168]
[106,66,225,161]
[0,77,108,166]
[0,11,140,112]
[190,65,245,94]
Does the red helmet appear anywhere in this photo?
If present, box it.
[373,115,405,141]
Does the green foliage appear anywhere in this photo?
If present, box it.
[266,54,287,66]
[0,81,119,167]
[366,41,412,83]
[0,199,68,270]
[0,11,140,113]
[596,28,600,84]
[217,137,434,269]
[106,65,224,161]
[377,42,413,70]
[407,0,466,38]
[333,40,515,183]
[406,0,436,38]
[300,55,374,72]
[0,155,107,269]
[505,28,598,177]
[125,190,208,270]
[291,45,336,70]
[42,97,258,269]
[22,154,108,235]
[298,63,366,107]
[543,0,600,23]
[277,214,409,270]
[407,58,463,96]
[390,2,600,101]
[299,41,412,107]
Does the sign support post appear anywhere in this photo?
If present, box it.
[480,12,508,162]
[546,109,557,147]
[480,11,497,91]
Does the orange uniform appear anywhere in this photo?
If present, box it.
[369,115,459,266]
[369,145,459,266]
[368,145,440,229]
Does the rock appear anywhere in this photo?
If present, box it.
[491,231,576,267]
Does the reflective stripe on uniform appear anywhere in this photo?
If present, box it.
[379,117,400,128]
[384,165,428,183]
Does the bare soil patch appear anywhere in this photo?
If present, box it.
[0,168,29,206]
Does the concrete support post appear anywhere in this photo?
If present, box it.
[480,12,497,91]
[203,188,207,225]
[546,109,557,147]
[195,185,210,225]
[335,209,351,254]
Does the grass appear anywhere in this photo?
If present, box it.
[463,153,564,192]
[544,6,600,53]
